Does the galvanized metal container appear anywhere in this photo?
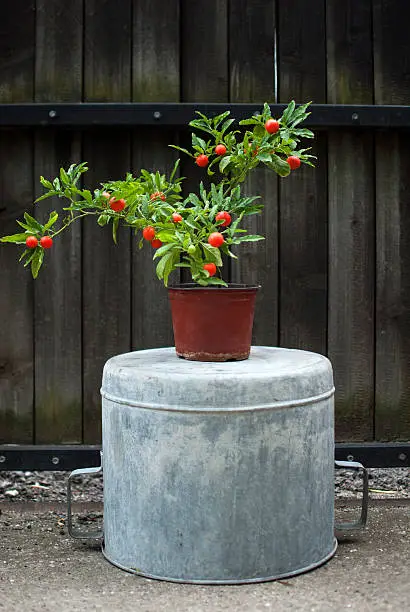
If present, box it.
[67,346,368,583]
[100,346,338,583]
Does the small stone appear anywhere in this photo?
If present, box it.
[5,489,19,497]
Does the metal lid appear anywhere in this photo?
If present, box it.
[101,347,334,412]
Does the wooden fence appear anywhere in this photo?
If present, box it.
[1,0,410,445]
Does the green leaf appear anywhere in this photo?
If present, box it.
[60,167,69,185]
[256,152,273,163]
[220,118,235,133]
[219,155,233,172]
[163,250,180,286]
[282,100,296,124]
[39,176,53,189]
[187,193,202,207]
[153,242,178,259]
[204,277,228,287]
[291,115,311,128]
[16,220,33,231]
[192,133,207,151]
[232,234,265,244]
[44,211,59,230]
[82,190,93,205]
[199,182,207,203]
[169,158,180,182]
[0,233,31,244]
[97,214,110,227]
[156,251,173,280]
[212,110,231,125]
[24,213,43,232]
[156,230,176,243]
[34,192,56,203]
[184,216,201,230]
[188,121,215,137]
[238,118,260,126]
[292,128,314,138]
[262,103,272,121]
[202,243,223,266]
[23,250,37,267]
[19,248,30,262]
[265,154,291,177]
[253,125,265,138]
[31,248,44,279]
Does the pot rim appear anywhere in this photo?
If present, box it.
[168,283,261,291]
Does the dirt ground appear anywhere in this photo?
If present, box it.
[0,500,409,612]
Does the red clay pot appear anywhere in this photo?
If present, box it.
[168,284,260,362]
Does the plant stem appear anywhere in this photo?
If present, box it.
[50,211,97,238]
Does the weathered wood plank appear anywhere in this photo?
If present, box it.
[0,132,34,443]
[82,0,133,443]
[327,0,373,104]
[326,1,375,441]
[84,0,131,102]
[132,0,180,102]
[327,132,375,441]
[229,0,278,346]
[278,0,326,103]
[33,1,83,443]
[373,0,410,105]
[277,0,327,354]
[0,0,35,102]
[374,135,410,440]
[131,1,179,349]
[229,0,275,103]
[181,0,228,102]
[374,0,410,439]
[0,0,35,443]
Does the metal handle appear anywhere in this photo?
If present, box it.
[67,452,103,539]
[334,460,368,531]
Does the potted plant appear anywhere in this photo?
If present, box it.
[1,101,314,361]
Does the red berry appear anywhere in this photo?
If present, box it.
[215,144,227,156]
[265,119,280,134]
[25,235,38,249]
[150,191,166,201]
[109,197,126,212]
[286,155,301,170]
[203,263,217,276]
[208,232,224,248]
[40,236,53,249]
[143,226,156,241]
[215,211,232,227]
[195,154,209,168]
[172,212,183,223]
[151,239,163,249]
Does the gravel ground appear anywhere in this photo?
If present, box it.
[0,467,408,503]
[0,502,409,611]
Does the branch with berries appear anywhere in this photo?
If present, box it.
[1,101,315,285]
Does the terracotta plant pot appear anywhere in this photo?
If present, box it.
[167,284,260,362]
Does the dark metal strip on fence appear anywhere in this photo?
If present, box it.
[1,104,410,128]
[0,443,408,471]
